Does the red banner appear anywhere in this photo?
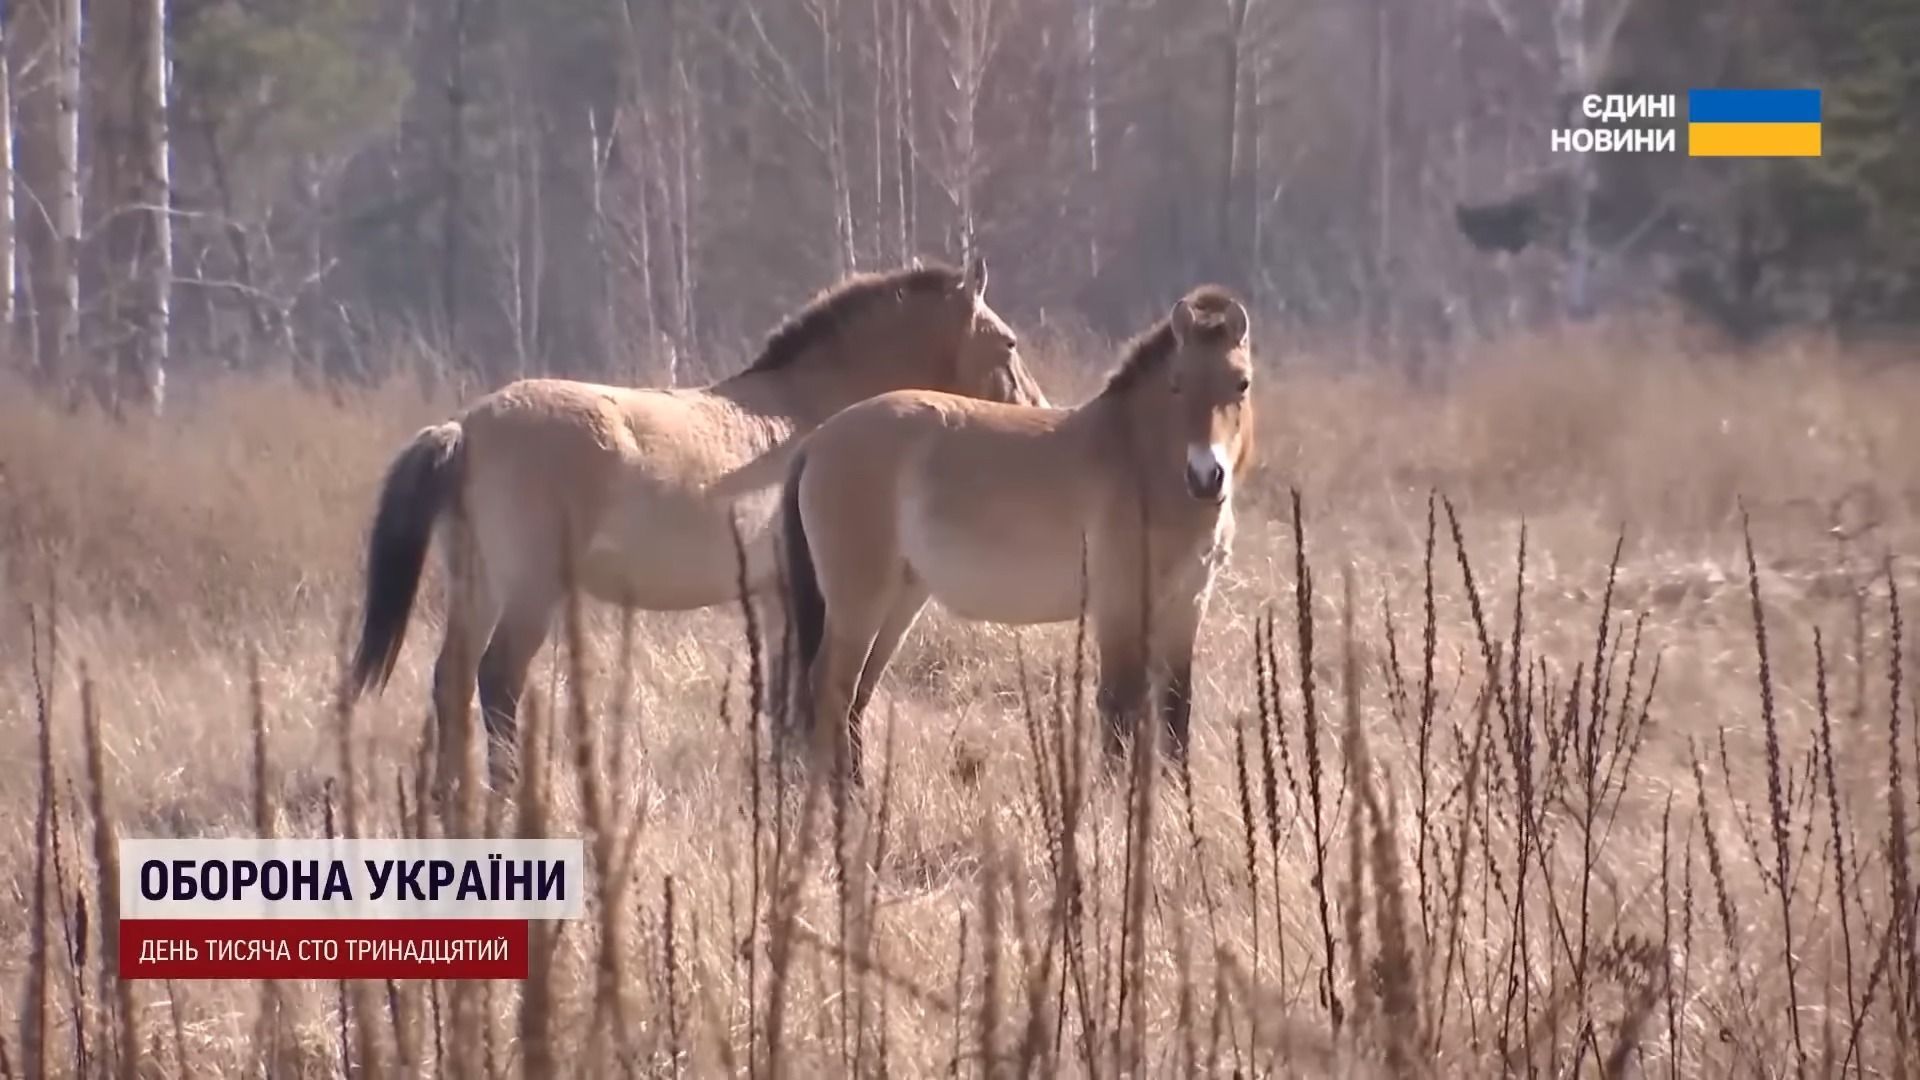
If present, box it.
[120,919,529,980]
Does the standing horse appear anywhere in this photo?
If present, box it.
[781,285,1255,781]
[348,257,1047,794]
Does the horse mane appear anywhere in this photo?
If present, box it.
[743,263,964,374]
[1095,285,1243,399]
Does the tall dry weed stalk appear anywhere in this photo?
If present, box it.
[245,652,290,1072]
[80,671,137,1080]
[518,690,557,1080]
[1113,483,1163,1077]
[976,817,1003,1076]
[1742,510,1808,1073]
[335,645,389,1080]
[740,510,842,1080]
[559,558,631,1056]
[1885,561,1917,1065]
[1415,492,1440,943]
[1292,490,1340,1030]
[1341,565,1419,1074]
[1814,628,1863,1067]
[20,603,55,1080]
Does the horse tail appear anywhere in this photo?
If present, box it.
[780,450,827,681]
[349,420,467,699]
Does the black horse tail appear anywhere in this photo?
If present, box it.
[780,450,826,684]
[349,420,465,699]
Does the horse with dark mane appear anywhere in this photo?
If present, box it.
[347,257,1047,797]
[781,285,1255,781]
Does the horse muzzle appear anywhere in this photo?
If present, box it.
[1185,443,1229,503]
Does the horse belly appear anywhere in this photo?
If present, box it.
[578,487,782,610]
[903,508,1084,626]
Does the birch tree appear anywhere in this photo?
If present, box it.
[95,0,172,413]
[14,0,82,388]
[1215,0,1249,278]
[923,0,999,264]
[0,10,15,334]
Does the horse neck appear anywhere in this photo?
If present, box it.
[717,317,951,426]
[1075,386,1193,513]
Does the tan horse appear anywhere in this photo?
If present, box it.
[348,257,1047,793]
[780,285,1255,781]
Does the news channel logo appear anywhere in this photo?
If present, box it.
[1550,88,1822,158]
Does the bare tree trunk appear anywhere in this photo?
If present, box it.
[870,0,889,263]
[17,0,53,370]
[520,107,545,377]
[1081,0,1098,276]
[629,106,659,372]
[1448,0,1473,347]
[442,0,471,348]
[16,0,83,390]
[96,0,171,411]
[504,86,534,378]
[1370,0,1394,354]
[1557,0,1636,320]
[895,0,914,258]
[1216,0,1249,281]
[1556,0,1593,318]
[195,116,276,349]
[1247,25,1263,291]
[54,0,81,389]
[0,16,15,336]
[931,0,996,264]
[956,0,979,263]
[822,0,856,274]
[139,0,172,409]
[587,107,612,374]
[668,0,697,365]
[607,0,664,376]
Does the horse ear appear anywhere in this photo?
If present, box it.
[1169,297,1197,343]
[964,254,989,299]
[1224,298,1250,346]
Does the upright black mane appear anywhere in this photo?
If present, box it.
[1095,285,1242,399]
[743,263,963,374]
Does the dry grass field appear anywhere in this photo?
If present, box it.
[5,315,1920,1077]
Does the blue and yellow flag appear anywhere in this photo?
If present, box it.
[1687,89,1822,157]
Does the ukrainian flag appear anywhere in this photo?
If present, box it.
[1688,89,1822,157]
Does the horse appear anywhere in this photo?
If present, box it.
[780,285,1255,782]
[347,256,1048,796]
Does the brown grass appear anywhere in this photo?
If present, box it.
[4,317,1920,1076]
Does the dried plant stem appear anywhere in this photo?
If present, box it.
[21,603,54,1080]
[1742,512,1806,1074]
[1292,489,1340,1029]
[519,691,556,1080]
[80,673,136,1080]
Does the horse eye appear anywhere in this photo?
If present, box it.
[1235,376,1251,394]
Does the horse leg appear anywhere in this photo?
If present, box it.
[1149,564,1214,760]
[477,584,560,793]
[843,579,930,781]
[433,528,500,812]
[807,570,907,787]
[1092,614,1149,767]
[1158,659,1196,760]
[810,619,880,786]
[1152,619,1201,761]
